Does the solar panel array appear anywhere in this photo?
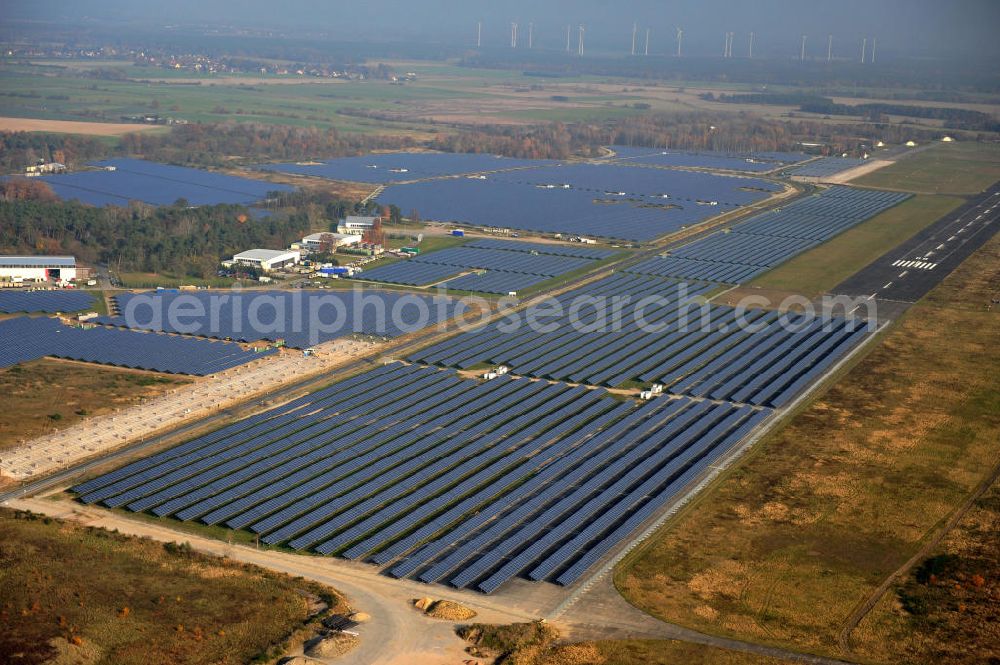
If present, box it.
[97,290,460,348]
[0,290,95,313]
[378,163,781,241]
[409,273,869,407]
[438,271,549,295]
[462,238,615,260]
[73,362,771,593]
[36,159,292,207]
[260,153,553,184]
[358,240,612,293]
[607,147,808,173]
[626,186,911,283]
[783,157,867,178]
[0,316,272,374]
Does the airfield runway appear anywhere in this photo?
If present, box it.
[834,183,1000,305]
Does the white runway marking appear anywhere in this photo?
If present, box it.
[882,281,893,289]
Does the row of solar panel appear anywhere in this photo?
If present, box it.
[606,146,808,171]
[98,290,460,349]
[626,186,911,283]
[73,362,771,593]
[356,242,605,291]
[439,271,550,295]
[463,238,615,260]
[37,158,291,207]
[0,290,95,313]
[354,260,462,287]
[377,164,780,242]
[783,157,867,178]
[408,273,869,407]
[0,316,272,375]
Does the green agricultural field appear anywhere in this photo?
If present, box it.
[748,194,963,297]
[0,58,688,135]
[855,142,1000,195]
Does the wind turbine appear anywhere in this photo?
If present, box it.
[528,22,533,49]
[827,34,833,62]
[511,22,518,48]
[800,34,807,61]
[477,21,482,48]
[861,37,867,63]
[645,27,650,56]
[632,22,637,55]
[870,36,876,63]
[578,25,585,56]
[566,25,571,52]
[749,32,755,58]
[675,26,683,57]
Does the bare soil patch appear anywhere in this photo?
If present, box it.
[0,117,166,136]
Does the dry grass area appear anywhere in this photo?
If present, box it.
[0,359,190,452]
[854,142,1000,195]
[0,117,166,135]
[615,230,1000,663]
[457,622,798,665]
[855,480,1000,664]
[0,508,348,665]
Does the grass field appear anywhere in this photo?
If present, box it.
[858,480,1000,664]
[855,142,1000,195]
[614,228,1000,663]
[0,508,347,665]
[0,359,190,451]
[747,195,963,297]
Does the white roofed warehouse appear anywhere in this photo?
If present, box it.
[231,249,300,272]
[0,256,77,283]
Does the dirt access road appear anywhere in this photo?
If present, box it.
[7,495,853,665]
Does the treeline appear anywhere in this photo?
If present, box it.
[800,101,1000,132]
[0,198,313,278]
[119,122,417,166]
[706,93,999,131]
[0,131,112,171]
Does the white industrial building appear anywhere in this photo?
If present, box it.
[0,256,77,283]
[300,232,362,250]
[337,215,377,235]
[231,249,300,272]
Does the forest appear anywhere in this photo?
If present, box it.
[0,178,381,278]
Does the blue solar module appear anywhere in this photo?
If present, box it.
[606,146,808,167]
[355,260,463,287]
[73,360,781,594]
[377,164,780,242]
[606,147,808,172]
[783,157,867,178]
[259,153,553,184]
[0,290,95,313]
[0,316,271,374]
[408,273,871,407]
[36,158,291,207]
[355,240,610,293]
[626,186,911,283]
[97,289,459,349]
[461,238,615,260]
[438,270,549,295]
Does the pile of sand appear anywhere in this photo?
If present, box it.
[412,597,477,621]
[304,632,359,659]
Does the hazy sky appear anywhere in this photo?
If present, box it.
[4,0,999,59]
